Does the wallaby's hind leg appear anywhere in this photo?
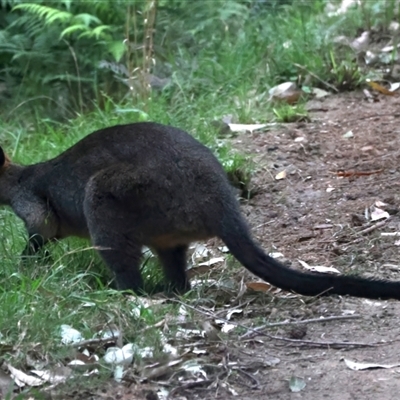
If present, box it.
[88,225,144,292]
[83,197,144,292]
[155,245,190,293]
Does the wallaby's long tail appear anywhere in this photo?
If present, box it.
[219,214,400,300]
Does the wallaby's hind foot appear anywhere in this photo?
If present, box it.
[155,245,190,294]
[84,192,144,293]
[93,238,144,292]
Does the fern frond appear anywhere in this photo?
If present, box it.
[13,4,72,25]
[73,13,101,26]
[60,24,87,38]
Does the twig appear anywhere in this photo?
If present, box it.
[167,379,215,399]
[260,333,386,349]
[338,112,400,123]
[294,63,339,92]
[336,169,383,177]
[71,337,117,349]
[235,368,260,389]
[240,314,360,339]
[357,220,388,236]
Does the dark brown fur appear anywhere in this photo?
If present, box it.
[1,122,400,299]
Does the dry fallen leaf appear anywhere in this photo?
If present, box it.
[275,170,287,180]
[289,376,306,392]
[201,321,220,341]
[140,359,183,380]
[370,207,390,221]
[367,81,395,96]
[361,145,374,152]
[269,82,303,104]
[190,243,209,260]
[269,252,284,258]
[228,123,267,133]
[198,257,225,267]
[390,82,400,92]
[103,343,136,365]
[342,130,354,138]
[350,31,369,52]
[344,359,400,371]
[60,325,83,345]
[363,88,374,99]
[298,259,341,274]
[246,282,273,292]
[312,88,330,99]
[226,309,243,320]
[7,364,45,387]
[381,43,400,52]
[314,224,333,230]
[221,323,236,333]
[31,367,72,384]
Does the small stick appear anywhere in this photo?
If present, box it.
[357,220,387,236]
[240,314,360,339]
[261,333,385,349]
[167,379,215,399]
[337,112,400,124]
[71,337,117,348]
[336,169,383,177]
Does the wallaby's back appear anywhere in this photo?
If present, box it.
[21,123,233,240]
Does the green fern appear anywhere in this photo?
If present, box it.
[13,4,72,25]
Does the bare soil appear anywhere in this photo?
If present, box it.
[29,92,400,400]
[225,91,400,400]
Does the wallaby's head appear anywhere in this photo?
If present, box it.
[0,147,10,174]
[0,147,17,206]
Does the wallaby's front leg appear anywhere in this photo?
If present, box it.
[13,197,59,258]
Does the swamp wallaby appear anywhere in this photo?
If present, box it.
[1,122,400,299]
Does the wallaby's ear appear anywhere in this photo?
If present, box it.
[0,147,5,168]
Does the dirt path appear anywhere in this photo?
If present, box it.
[225,92,400,400]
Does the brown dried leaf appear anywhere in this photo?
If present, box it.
[246,282,272,292]
[275,170,287,180]
[367,81,395,96]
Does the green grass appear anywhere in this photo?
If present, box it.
[0,96,253,393]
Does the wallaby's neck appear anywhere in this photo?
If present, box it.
[0,163,26,206]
